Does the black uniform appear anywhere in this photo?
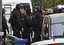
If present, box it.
[9,4,22,38]
[9,9,22,38]
[2,8,9,41]
[2,15,9,40]
[25,13,34,45]
[31,11,42,42]
[19,14,28,38]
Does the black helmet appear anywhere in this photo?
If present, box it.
[19,4,25,10]
[16,4,20,10]
[34,5,41,11]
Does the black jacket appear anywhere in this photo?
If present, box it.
[31,11,43,32]
[9,9,22,28]
[2,15,9,32]
[28,11,43,37]
[9,9,28,30]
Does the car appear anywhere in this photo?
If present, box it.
[31,13,64,45]
[42,13,64,39]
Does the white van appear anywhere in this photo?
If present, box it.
[2,0,33,12]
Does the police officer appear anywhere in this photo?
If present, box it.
[25,8,33,44]
[19,4,32,45]
[2,8,9,41]
[9,4,22,38]
[31,6,42,42]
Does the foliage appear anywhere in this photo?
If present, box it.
[31,0,64,8]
